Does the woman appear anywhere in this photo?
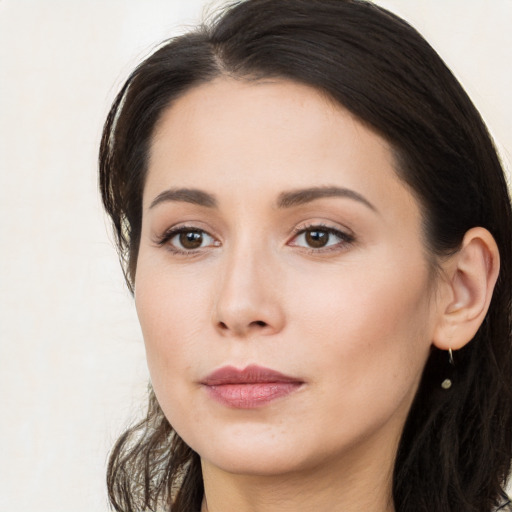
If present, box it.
[99,1,512,511]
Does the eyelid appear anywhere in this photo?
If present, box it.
[152,221,354,255]
[288,223,355,251]
[153,224,220,253]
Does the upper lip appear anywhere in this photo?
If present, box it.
[201,364,302,386]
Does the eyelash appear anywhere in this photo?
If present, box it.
[155,223,355,255]
[290,224,355,253]
[154,225,219,255]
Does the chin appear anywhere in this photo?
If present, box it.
[202,445,315,477]
[182,422,317,476]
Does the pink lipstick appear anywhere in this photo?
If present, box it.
[201,365,303,408]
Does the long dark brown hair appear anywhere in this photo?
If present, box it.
[99,1,512,511]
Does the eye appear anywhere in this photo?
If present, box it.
[290,225,354,250]
[157,227,218,253]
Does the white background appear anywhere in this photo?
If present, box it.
[0,1,510,511]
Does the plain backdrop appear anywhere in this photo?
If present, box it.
[0,1,510,511]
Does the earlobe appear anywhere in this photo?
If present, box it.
[432,227,500,352]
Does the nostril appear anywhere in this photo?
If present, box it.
[215,319,269,334]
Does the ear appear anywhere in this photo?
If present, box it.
[432,227,500,352]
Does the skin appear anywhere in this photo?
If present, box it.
[134,78,455,512]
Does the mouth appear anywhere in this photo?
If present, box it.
[201,364,304,409]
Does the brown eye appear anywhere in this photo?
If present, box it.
[178,230,204,249]
[305,229,329,248]
[290,225,354,251]
[157,227,218,253]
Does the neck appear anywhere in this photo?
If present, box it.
[200,443,397,512]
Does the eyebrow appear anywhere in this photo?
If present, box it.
[276,186,377,212]
[149,188,218,209]
[148,185,377,213]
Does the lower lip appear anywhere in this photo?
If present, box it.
[205,382,302,409]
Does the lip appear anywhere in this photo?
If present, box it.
[201,364,304,409]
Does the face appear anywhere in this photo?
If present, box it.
[135,78,441,478]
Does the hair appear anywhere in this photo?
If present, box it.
[99,1,512,511]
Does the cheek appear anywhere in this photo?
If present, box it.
[288,259,434,387]
[134,261,212,387]
[282,264,434,446]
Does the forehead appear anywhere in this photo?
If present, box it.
[148,78,348,172]
[146,78,417,220]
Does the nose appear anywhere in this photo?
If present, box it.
[213,242,286,338]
